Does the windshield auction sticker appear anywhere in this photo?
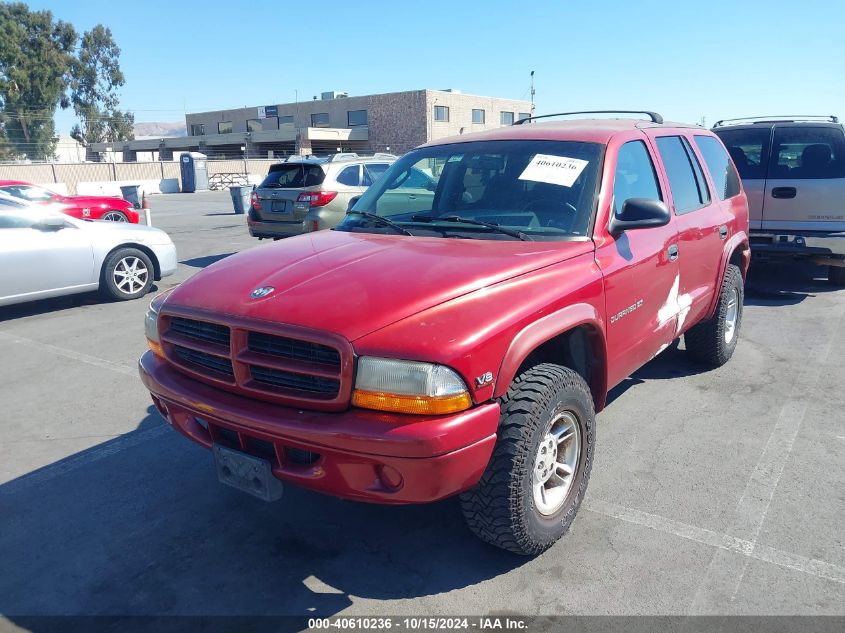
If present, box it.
[518,154,589,187]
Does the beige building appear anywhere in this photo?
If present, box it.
[91,89,533,160]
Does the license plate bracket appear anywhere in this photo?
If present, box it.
[213,444,283,501]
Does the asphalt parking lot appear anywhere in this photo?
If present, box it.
[1,191,843,624]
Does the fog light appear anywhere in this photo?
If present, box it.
[378,465,403,490]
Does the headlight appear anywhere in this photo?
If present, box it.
[144,302,164,358]
[352,357,472,415]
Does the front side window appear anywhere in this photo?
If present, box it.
[769,126,845,179]
[694,135,741,200]
[434,105,449,122]
[311,113,330,128]
[472,109,485,124]
[336,165,361,186]
[613,141,661,217]
[500,111,515,125]
[338,139,603,241]
[712,127,771,179]
[218,121,233,134]
[656,136,709,214]
[347,110,367,127]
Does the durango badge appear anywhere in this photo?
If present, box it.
[250,286,275,299]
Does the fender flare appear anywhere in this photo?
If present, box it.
[704,232,750,319]
[494,302,608,411]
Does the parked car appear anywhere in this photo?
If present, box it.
[247,153,396,238]
[140,111,749,555]
[712,115,845,285]
[0,206,176,307]
[0,180,140,223]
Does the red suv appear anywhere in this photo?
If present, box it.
[140,111,750,555]
[0,180,140,223]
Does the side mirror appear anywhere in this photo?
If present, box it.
[347,196,361,212]
[33,216,67,232]
[608,198,671,236]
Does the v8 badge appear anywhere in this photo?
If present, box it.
[475,371,494,387]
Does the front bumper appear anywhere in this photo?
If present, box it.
[750,230,845,258]
[139,351,499,504]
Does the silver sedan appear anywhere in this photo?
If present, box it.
[0,196,177,307]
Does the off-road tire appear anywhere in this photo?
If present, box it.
[100,247,154,301]
[685,263,743,366]
[829,265,845,286]
[459,363,595,556]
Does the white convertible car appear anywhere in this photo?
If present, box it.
[0,195,177,307]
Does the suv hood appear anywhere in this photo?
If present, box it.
[165,230,593,341]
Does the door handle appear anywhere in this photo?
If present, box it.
[719,225,729,240]
[408,195,417,200]
[667,244,679,261]
[772,186,797,199]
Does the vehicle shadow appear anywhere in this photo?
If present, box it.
[0,407,523,628]
[180,253,236,269]
[0,285,162,322]
[744,260,840,307]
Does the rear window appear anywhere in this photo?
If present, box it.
[694,135,741,200]
[769,126,845,179]
[713,127,771,179]
[260,164,325,189]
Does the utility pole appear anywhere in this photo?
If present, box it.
[530,70,536,114]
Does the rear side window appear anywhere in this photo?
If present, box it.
[694,135,741,200]
[336,165,360,186]
[613,140,662,216]
[362,163,390,186]
[769,126,845,179]
[260,164,325,189]
[656,136,709,214]
[713,127,771,179]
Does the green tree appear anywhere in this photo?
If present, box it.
[0,3,76,160]
[70,25,134,146]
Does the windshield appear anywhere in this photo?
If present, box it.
[337,139,603,241]
[259,164,325,189]
[0,184,57,202]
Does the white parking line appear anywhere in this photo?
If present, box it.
[585,499,845,586]
[0,331,136,377]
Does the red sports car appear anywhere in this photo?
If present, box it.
[0,180,140,223]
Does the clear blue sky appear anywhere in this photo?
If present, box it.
[26,0,845,134]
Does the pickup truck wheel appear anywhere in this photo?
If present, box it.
[459,363,594,556]
[829,265,845,286]
[684,263,743,366]
[100,248,154,301]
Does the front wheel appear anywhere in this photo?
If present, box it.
[460,363,595,556]
[101,210,129,222]
[684,263,744,366]
[100,248,154,301]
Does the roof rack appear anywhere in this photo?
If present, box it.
[712,115,839,128]
[514,110,664,125]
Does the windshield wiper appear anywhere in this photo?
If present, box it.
[411,215,533,241]
[346,210,413,236]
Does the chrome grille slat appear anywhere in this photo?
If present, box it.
[248,331,340,367]
[174,345,234,378]
[170,317,230,346]
[249,365,339,396]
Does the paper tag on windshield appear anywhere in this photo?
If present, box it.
[518,154,589,188]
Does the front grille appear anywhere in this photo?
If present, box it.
[173,346,234,378]
[248,331,340,367]
[170,317,230,346]
[250,365,339,396]
[160,312,350,410]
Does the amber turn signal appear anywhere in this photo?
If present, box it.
[351,389,472,415]
[147,338,165,359]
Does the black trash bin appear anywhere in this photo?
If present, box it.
[230,186,252,215]
[120,185,142,209]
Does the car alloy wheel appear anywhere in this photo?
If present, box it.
[102,211,128,222]
[113,256,149,295]
[533,410,581,516]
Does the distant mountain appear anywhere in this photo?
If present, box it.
[133,121,187,138]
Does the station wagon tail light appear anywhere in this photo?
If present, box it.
[250,191,262,211]
[352,357,472,415]
[297,191,337,208]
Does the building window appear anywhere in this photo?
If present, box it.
[247,119,263,132]
[434,105,449,122]
[518,112,532,122]
[472,109,485,124]
[264,116,279,130]
[190,123,204,136]
[500,111,514,125]
[218,121,233,134]
[347,110,368,127]
[311,113,330,128]
[279,115,294,126]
